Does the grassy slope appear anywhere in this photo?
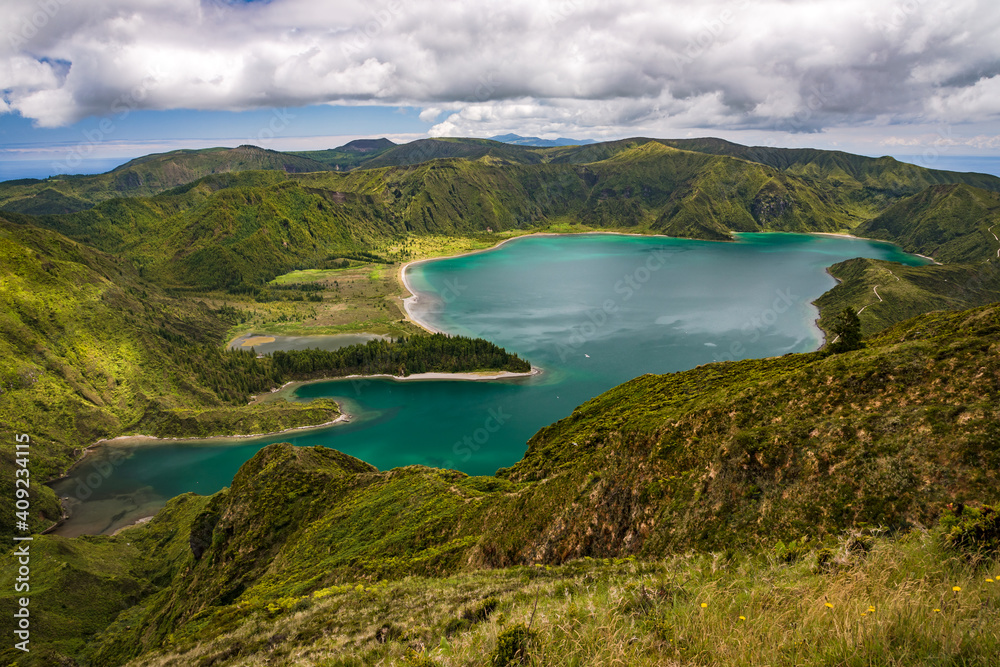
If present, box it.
[0,216,341,535]
[657,138,1000,192]
[0,146,333,214]
[6,135,999,221]
[804,184,1000,337]
[0,493,209,665]
[856,184,1000,264]
[13,171,405,289]
[7,302,997,665]
[124,535,1000,666]
[815,257,1000,337]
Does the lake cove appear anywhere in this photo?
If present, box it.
[52,232,928,535]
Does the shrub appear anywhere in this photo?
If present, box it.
[491,623,538,666]
[774,538,809,564]
[815,547,836,572]
[465,596,501,623]
[940,503,1000,563]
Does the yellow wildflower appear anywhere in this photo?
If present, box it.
[700,603,708,608]
[738,616,746,621]
[933,608,941,613]
[953,586,962,592]
[825,602,833,608]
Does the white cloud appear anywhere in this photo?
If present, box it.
[0,0,999,141]
[927,75,1000,122]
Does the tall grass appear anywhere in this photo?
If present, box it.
[129,530,999,666]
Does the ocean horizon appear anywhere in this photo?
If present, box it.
[0,157,136,182]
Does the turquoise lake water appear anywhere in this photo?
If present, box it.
[51,233,928,535]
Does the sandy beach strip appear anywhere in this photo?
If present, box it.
[88,413,352,449]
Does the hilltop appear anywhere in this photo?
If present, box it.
[290,137,397,170]
[6,136,999,212]
[0,145,334,214]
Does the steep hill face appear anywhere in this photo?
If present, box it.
[22,302,997,665]
[855,183,1000,264]
[657,138,1000,192]
[14,171,407,289]
[5,137,999,218]
[492,305,999,560]
[302,142,863,237]
[359,137,546,169]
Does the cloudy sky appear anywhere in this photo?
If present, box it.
[2,0,1000,173]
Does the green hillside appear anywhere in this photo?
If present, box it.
[11,171,403,289]
[657,138,1000,191]
[291,137,397,170]
[856,184,1000,264]
[4,302,998,665]
[0,145,333,214]
[0,215,347,535]
[10,136,998,225]
[815,257,1000,337]
[359,137,546,169]
[14,141,950,291]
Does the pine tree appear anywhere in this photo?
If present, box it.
[828,307,864,353]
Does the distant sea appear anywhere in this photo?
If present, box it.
[0,157,134,182]
[892,155,1000,177]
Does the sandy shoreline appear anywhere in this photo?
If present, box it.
[810,231,940,264]
[399,233,538,334]
[86,361,541,450]
[275,366,543,393]
[87,413,352,449]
